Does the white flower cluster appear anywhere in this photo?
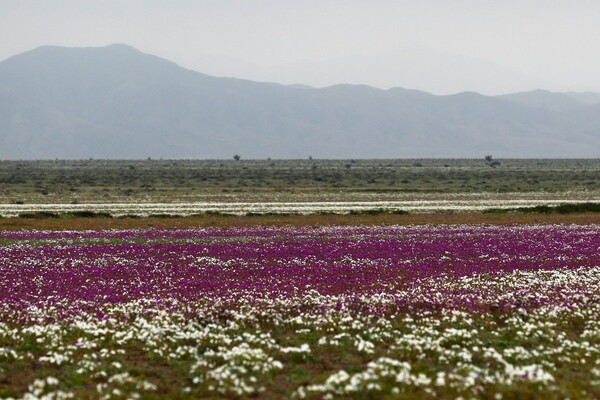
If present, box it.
[10,377,73,400]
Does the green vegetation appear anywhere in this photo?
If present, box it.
[18,211,112,219]
[14,209,411,219]
[484,202,600,214]
[1,159,600,204]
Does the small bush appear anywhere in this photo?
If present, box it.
[64,211,112,218]
[348,208,409,216]
[116,214,142,219]
[18,212,60,219]
[148,213,179,218]
[482,202,600,215]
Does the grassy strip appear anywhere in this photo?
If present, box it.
[5,212,600,231]
[483,202,600,214]
[15,209,410,219]
[18,211,112,219]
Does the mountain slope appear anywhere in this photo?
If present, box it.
[497,89,586,112]
[0,44,599,159]
[565,92,600,105]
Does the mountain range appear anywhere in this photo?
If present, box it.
[1,44,599,159]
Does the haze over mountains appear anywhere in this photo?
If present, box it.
[1,44,600,159]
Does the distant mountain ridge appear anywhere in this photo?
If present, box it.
[1,44,599,159]
[497,89,592,112]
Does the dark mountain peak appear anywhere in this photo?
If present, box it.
[287,83,313,90]
[525,88,552,94]
[0,43,208,102]
[500,88,562,98]
[320,83,384,96]
[1,43,181,73]
[2,43,141,63]
[104,43,139,50]
[387,87,433,98]
[445,91,486,98]
[38,43,140,54]
[323,83,377,90]
[439,91,498,105]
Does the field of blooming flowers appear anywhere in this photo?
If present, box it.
[1,224,599,399]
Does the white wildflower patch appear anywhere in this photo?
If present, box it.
[190,343,283,396]
[20,377,74,400]
[280,343,311,354]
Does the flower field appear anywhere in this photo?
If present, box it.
[0,225,599,399]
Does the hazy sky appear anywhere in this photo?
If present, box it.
[1,0,600,94]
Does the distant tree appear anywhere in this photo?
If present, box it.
[485,155,500,168]
[233,154,241,161]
